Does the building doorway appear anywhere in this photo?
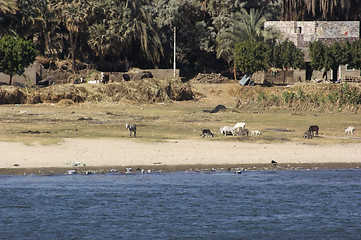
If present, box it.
[306,62,313,80]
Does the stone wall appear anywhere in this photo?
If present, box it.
[264,21,360,83]
[108,69,180,82]
[265,21,360,47]
[0,62,43,86]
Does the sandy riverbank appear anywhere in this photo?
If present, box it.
[0,139,360,175]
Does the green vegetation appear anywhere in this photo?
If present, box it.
[0,35,38,85]
[1,0,359,75]
[252,83,361,111]
[234,41,271,75]
[272,40,305,70]
[281,0,359,21]
[309,40,361,80]
[0,100,360,146]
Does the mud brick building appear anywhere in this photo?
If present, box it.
[260,21,360,84]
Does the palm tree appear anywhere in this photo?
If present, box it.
[126,0,164,67]
[50,0,91,72]
[0,0,18,14]
[87,0,132,65]
[0,0,18,33]
[216,8,277,79]
[281,0,357,20]
[88,24,110,61]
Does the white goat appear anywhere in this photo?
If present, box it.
[345,126,355,135]
[126,123,137,137]
[220,126,235,136]
[250,130,261,136]
[234,122,246,132]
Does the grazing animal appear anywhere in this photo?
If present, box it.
[210,105,226,113]
[308,125,319,136]
[304,130,313,139]
[125,123,136,137]
[345,126,355,135]
[238,128,249,136]
[250,130,261,136]
[101,72,110,84]
[233,122,246,132]
[200,129,214,138]
[220,126,235,136]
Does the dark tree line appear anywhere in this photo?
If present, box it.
[0,0,360,78]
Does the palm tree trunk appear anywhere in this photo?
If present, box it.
[233,62,237,81]
[70,32,76,73]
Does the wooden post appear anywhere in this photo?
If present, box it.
[173,27,176,78]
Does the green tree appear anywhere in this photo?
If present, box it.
[234,40,271,75]
[0,35,38,85]
[309,41,330,71]
[127,0,163,67]
[328,41,348,78]
[0,0,18,33]
[309,41,351,80]
[348,40,361,69]
[87,1,132,63]
[216,8,277,78]
[281,0,359,21]
[152,0,217,71]
[272,40,305,69]
[51,0,91,72]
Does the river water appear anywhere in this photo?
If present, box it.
[1,170,360,239]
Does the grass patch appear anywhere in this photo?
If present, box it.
[0,102,359,145]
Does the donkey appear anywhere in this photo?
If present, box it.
[200,129,214,138]
[126,123,136,137]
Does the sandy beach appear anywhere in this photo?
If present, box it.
[1,139,360,174]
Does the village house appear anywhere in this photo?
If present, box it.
[0,62,44,86]
[255,21,360,85]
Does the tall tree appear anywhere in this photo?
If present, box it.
[348,40,361,70]
[0,0,18,33]
[50,0,91,72]
[272,40,305,69]
[87,0,132,63]
[234,40,271,75]
[127,0,163,67]
[0,35,38,85]
[216,8,278,78]
[152,0,217,72]
[308,41,347,80]
[0,0,18,14]
[281,0,359,20]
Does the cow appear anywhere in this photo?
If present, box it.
[308,125,319,136]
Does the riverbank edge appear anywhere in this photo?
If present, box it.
[1,162,360,176]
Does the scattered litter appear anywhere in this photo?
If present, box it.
[66,170,77,175]
[65,162,86,167]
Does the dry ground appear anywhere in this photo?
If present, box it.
[0,82,360,145]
